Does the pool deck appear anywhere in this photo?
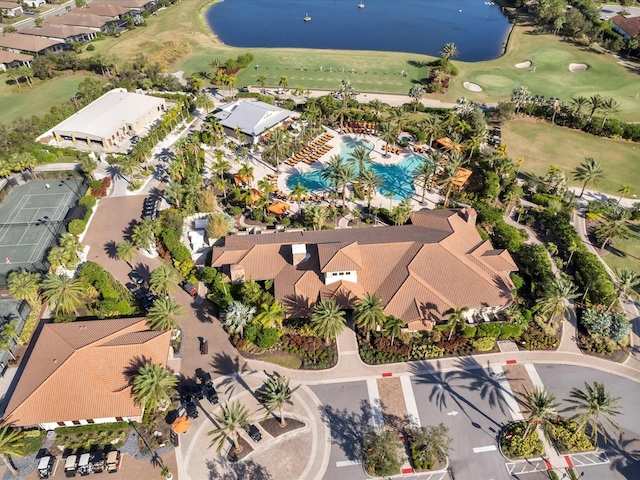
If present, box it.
[203,125,443,217]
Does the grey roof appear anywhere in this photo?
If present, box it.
[52,88,165,139]
[0,33,63,54]
[213,101,291,137]
[21,24,96,40]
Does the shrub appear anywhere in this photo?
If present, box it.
[491,220,524,252]
[520,326,558,350]
[436,334,468,351]
[510,273,524,291]
[580,307,631,344]
[499,323,523,339]
[67,219,86,235]
[500,422,544,459]
[472,336,496,351]
[256,327,281,349]
[477,322,502,338]
[86,44,95,51]
[462,326,477,338]
[410,343,445,359]
[244,323,261,345]
[546,418,594,453]
[363,430,403,477]
[78,195,97,209]
[408,424,451,471]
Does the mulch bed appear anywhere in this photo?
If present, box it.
[259,417,305,437]
[226,436,253,462]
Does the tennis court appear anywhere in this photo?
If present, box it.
[0,179,84,278]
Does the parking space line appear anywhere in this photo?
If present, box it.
[524,363,544,389]
[400,375,421,429]
[490,365,523,421]
[366,379,384,429]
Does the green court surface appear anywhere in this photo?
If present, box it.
[0,179,83,277]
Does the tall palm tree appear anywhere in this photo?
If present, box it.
[147,297,184,332]
[278,75,289,92]
[440,42,459,62]
[420,114,442,148]
[255,301,286,329]
[349,145,371,172]
[358,168,383,211]
[1,320,22,346]
[438,161,461,208]
[616,184,631,206]
[149,265,180,297]
[258,375,300,427]
[117,155,141,182]
[520,387,560,439]
[563,382,622,444]
[264,128,291,169]
[608,268,640,311]
[208,401,252,453]
[511,86,531,114]
[0,425,25,477]
[409,84,426,112]
[310,299,346,345]
[412,160,435,204]
[383,316,405,346]
[354,293,386,342]
[536,276,579,324]
[379,122,398,157]
[7,269,40,306]
[338,78,355,106]
[289,182,308,211]
[322,154,346,200]
[195,92,214,115]
[570,96,588,117]
[572,157,605,198]
[41,274,86,315]
[257,74,267,91]
[115,240,136,268]
[132,362,178,414]
[595,216,629,250]
[442,306,469,341]
[305,204,330,230]
[336,162,356,206]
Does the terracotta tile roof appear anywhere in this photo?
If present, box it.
[612,14,640,38]
[212,209,516,328]
[92,0,154,8]
[0,33,63,54]
[3,318,170,427]
[318,280,364,309]
[318,242,362,273]
[45,12,117,28]
[83,4,133,16]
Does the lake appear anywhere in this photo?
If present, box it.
[205,0,512,62]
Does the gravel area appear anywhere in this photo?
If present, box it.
[377,377,409,431]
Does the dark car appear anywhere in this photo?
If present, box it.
[91,451,105,473]
[181,282,197,296]
[248,424,262,442]
[128,271,144,285]
[195,369,218,404]
[200,338,208,355]
[184,397,198,419]
[239,87,249,92]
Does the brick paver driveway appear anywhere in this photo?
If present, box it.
[83,195,243,380]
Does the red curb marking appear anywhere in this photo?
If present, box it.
[382,372,393,377]
[565,456,574,468]
[506,359,517,365]
[543,458,552,470]
[402,468,414,474]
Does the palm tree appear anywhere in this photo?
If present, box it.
[595,216,629,250]
[608,268,640,311]
[7,269,40,306]
[440,42,459,62]
[149,265,180,297]
[409,84,426,112]
[349,145,371,172]
[354,293,386,342]
[208,401,252,453]
[224,301,256,338]
[336,162,356,206]
[520,387,560,439]
[259,375,300,427]
[338,78,355,105]
[616,184,631,206]
[379,122,398,157]
[438,162,460,208]
[358,168,383,211]
[147,297,184,332]
[570,96,588,117]
[264,128,291,169]
[322,154,346,199]
[255,301,286,329]
[420,114,442,148]
[132,362,178,414]
[41,274,86,315]
[131,218,156,251]
[257,74,267,91]
[289,182,308,211]
[1,320,22,346]
[310,299,346,345]
[0,425,25,477]
[195,92,214,115]
[117,155,141,182]
[115,240,136,268]
[412,160,435,204]
[587,94,604,123]
[563,382,622,443]
[536,276,579,324]
[383,316,405,346]
[511,86,531,114]
[442,306,469,341]
[305,204,330,230]
[278,75,289,93]
[572,157,605,198]
[367,98,385,131]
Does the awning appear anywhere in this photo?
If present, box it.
[268,201,291,215]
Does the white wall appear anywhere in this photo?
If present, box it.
[324,270,358,285]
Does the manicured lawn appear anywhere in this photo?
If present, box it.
[258,353,302,370]
[602,220,640,276]
[502,119,640,196]
[0,73,94,125]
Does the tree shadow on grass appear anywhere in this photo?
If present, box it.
[206,458,272,480]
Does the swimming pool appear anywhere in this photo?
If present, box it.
[286,141,429,200]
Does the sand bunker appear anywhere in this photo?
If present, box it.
[569,63,589,73]
[463,82,483,92]
[515,61,532,68]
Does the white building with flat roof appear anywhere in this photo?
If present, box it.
[46,88,166,149]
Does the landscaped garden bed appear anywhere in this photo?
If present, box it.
[226,436,253,462]
[54,422,130,453]
[499,422,544,460]
[259,417,305,437]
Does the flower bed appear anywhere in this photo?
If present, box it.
[499,422,544,460]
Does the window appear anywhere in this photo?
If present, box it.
[72,420,81,425]
[86,419,94,424]
[115,417,123,422]
[57,422,65,427]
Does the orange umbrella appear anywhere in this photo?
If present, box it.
[172,416,190,434]
[268,201,291,215]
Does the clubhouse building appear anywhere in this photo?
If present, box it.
[212,208,517,330]
[212,100,292,145]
